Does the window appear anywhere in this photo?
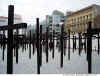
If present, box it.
[49,24,52,26]
[86,15,88,19]
[56,24,59,27]
[74,19,76,22]
[78,17,80,22]
[72,19,73,23]
[80,17,82,21]
[83,16,85,20]
[89,14,92,19]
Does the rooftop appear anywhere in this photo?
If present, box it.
[67,4,100,16]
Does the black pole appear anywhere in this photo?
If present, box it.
[40,25,42,66]
[68,29,70,60]
[32,34,35,55]
[7,5,14,74]
[46,27,48,63]
[79,33,81,56]
[2,43,5,61]
[16,29,19,64]
[52,30,55,59]
[36,18,40,74]
[84,35,87,53]
[29,30,31,59]
[14,29,19,64]
[60,25,64,68]
[87,21,92,73]
[2,31,5,61]
[64,37,66,56]
[16,43,18,64]
[73,34,75,52]
[74,35,76,50]
[98,33,99,55]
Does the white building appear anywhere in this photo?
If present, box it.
[52,10,65,34]
[46,10,65,34]
[40,20,47,33]
[46,15,52,33]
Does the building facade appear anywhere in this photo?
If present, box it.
[65,4,100,34]
[52,10,65,34]
[46,15,52,33]
[0,14,23,26]
[0,14,23,35]
[40,20,47,33]
[46,10,65,34]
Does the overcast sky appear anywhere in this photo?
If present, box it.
[0,0,100,24]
